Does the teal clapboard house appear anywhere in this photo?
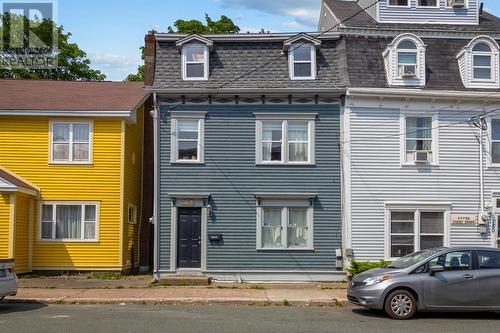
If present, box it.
[145,32,348,281]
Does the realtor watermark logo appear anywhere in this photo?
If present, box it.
[1,0,58,70]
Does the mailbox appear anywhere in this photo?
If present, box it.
[208,234,223,242]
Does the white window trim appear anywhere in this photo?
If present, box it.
[49,120,93,165]
[400,112,439,167]
[458,36,500,89]
[289,43,316,80]
[384,203,451,261]
[39,201,100,242]
[471,48,495,83]
[182,44,209,81]
[396,44,418,80]
[487,117,500,168]
[416,0,440,8]
[387,0,411,8]
[256,205,314,251]
[170,112,206,164]
[255,114,316,166]
[384,34,426,87]
[127,203,138,224]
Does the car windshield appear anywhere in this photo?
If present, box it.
[386,250,441,269]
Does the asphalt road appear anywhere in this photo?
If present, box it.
[0,303,499,333]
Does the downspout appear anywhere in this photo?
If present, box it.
[479,125,485,213]
[152,92,160,281]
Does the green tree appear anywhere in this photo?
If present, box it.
[168,14,240,34]
[126,14,239,81]
[0,13,105,80]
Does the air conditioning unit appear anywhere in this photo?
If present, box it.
[414,151,429,164]
[450,0,465,8]
[400,64,417,78]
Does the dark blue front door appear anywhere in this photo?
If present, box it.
[177,208,201,268]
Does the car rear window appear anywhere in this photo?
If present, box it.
[477,251,500,269]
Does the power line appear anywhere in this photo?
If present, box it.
[166,0,383,111]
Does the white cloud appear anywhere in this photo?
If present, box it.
[88,53,142,81]
[283,21,304,30]
[90,53,141,67]
[220,0,321,28]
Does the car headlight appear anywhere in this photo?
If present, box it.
[363,274,391,286]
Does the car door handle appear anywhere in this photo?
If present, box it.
[463,274,475,280]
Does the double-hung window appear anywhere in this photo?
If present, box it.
[389,0,409,6]
[255,114,316,165]
[289,43,316,80]
[182,44,208,80]
[170,112,206,164]
[257,205,313,250]
[417,0,437,7]
[41,202,98,241]
[404,116,435,164]
[397,40,418,79]
[491,119,500,164]
[472,43,493,81]
[389,209,446,258]
[50,121,92,163]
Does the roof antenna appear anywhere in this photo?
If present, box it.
[480,2,484,14]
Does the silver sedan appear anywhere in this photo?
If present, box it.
[0,259,17,301]
[348,247,500,319]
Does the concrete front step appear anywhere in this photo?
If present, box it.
[158,276,211,286]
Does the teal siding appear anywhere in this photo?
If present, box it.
[159,104,342,272]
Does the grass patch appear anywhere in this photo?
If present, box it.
[94,273,124,280]
[320,286,335,290]
[216,285,239,289]
[283,300,290,306]
[331,298,343,307]
[249,284,265,290]
[18,273,46,279]
[115,285,125,289]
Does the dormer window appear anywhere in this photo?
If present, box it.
[457,36,500,89]
[472,43,493,81]
[389,0,409,6]
[182,44,208,81]
[289,43,316,80]
[397,40,418,79]
[383,34,426,87]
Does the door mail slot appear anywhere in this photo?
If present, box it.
[208,234,223,242]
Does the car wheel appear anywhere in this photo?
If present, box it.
[384,290,417,320]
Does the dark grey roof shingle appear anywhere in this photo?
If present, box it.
[345,36,500,91]
[153,39,350,90]
[325,0,500,32]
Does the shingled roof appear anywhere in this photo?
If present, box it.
[344,35,500,91]
[324,0,500,32]
[153,36,350,91]
[0,80,148,112]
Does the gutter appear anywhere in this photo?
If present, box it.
[152,92,161,281]
[150,87,346,96]
[0,110,132,117]
[155,32,341,42]
[347,87,500,100]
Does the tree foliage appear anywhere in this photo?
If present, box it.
[0,13,105,80]
[168,14,240,34]
[125,46,144,82]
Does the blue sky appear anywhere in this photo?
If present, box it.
[53,0,500,80]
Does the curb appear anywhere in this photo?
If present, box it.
[4,297,348,307]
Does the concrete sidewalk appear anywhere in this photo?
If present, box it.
[7,287,348,306]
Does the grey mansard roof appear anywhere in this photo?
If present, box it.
[152,35,350,92]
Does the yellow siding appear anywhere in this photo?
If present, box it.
[0,194,11,259]
[0,117,123,270]
[14,194,31,273]
[123,106,144,270]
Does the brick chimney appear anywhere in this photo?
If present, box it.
[144,31,156,86]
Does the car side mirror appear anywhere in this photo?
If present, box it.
[429,265,444,276]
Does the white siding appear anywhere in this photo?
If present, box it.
[346,99,499,261]
[379,0,478,25]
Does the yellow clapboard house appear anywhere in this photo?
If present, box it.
[0,79,149,273]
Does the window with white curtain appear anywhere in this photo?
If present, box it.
[405,116,433,163]
[389,210,445,258]
[40,202,98,241]
[491,119,500,164]
[50,121,92,163]
[170,113,206,164]
[256,118,315,165]
[258,206,313,250]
